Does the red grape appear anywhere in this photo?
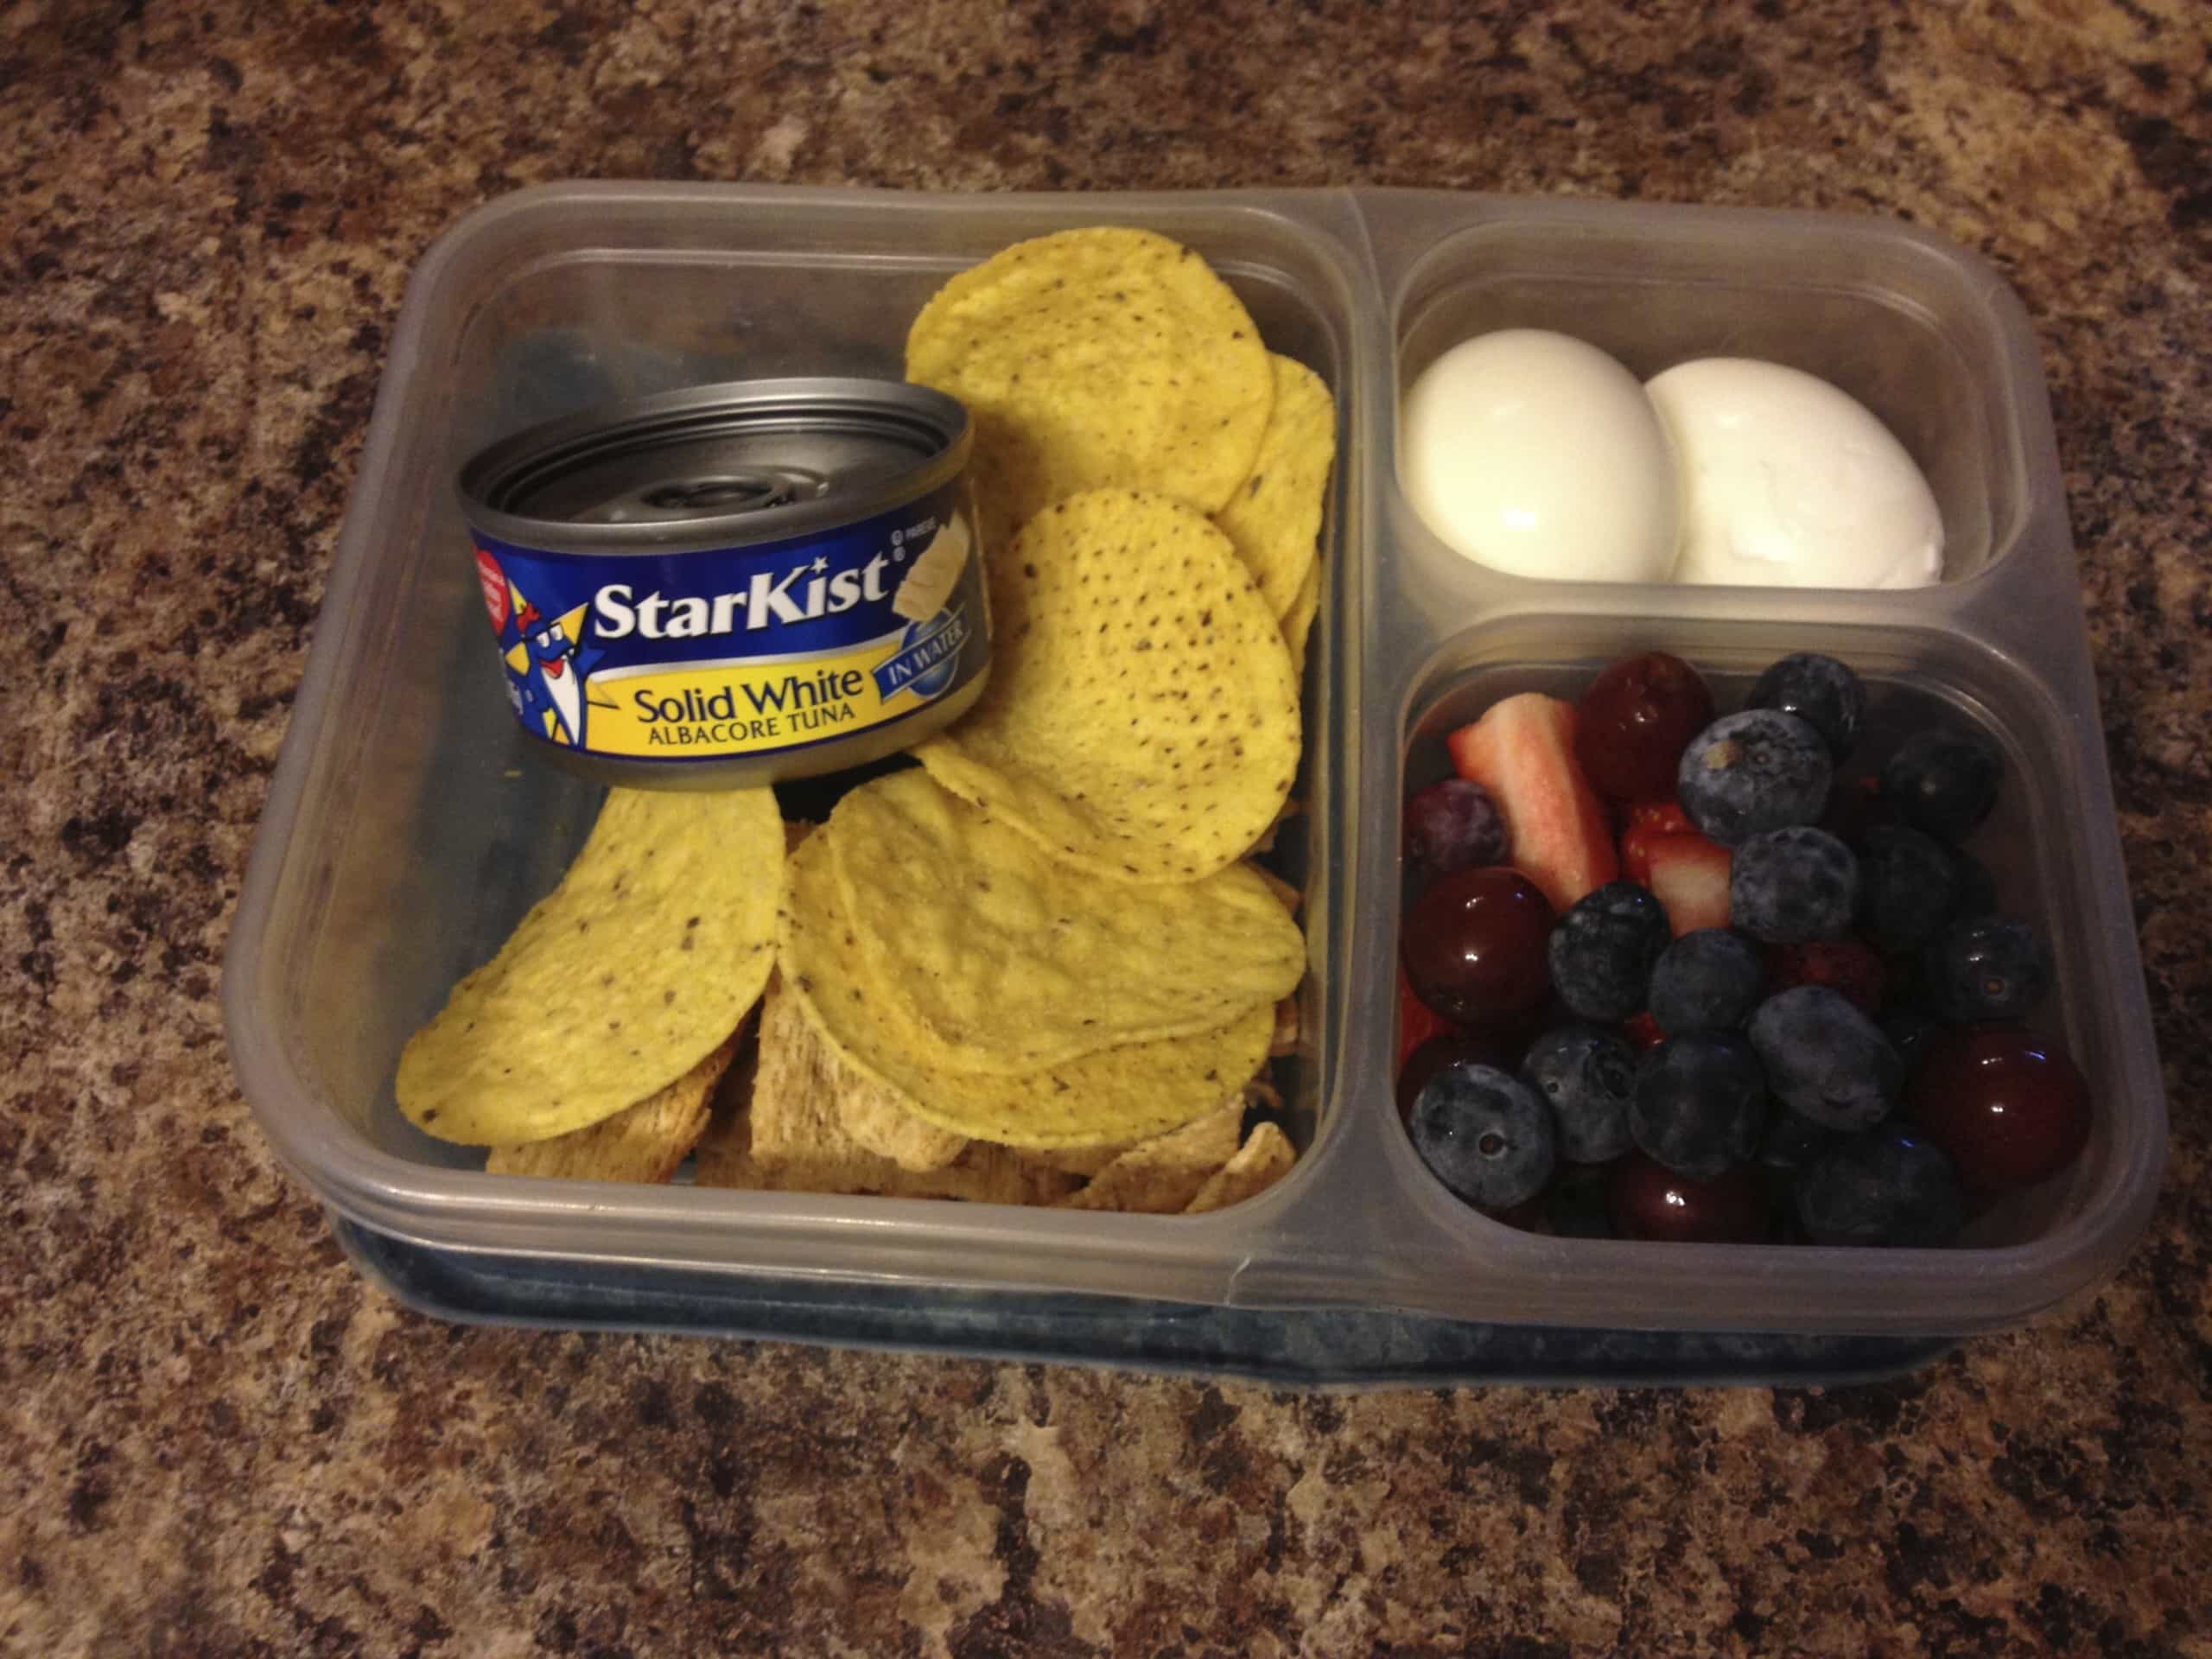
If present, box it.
[1574,652,1717,805]
[1403,778,1509,885]
[1400,866,1555,1030]
[1905,1025,2091,1193]
[1606,1152,1770,1243]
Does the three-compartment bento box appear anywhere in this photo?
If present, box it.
[221,184,2165,1375]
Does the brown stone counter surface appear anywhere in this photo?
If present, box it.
[4,2,2210,1654]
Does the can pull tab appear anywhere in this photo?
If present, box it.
[632,467,831,518]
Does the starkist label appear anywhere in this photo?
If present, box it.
[589,552,895,639]
[469,483,984,764]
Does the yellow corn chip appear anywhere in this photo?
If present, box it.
[1058,1100,1245,1214]
[906,226,1273,550]
[1283,553,1322,683]
[779,833,1273,1147]
[1252,863,1302,916]
[483,1033,737,1183]
[696,981,1078,1204]
[917,489,1300,883]
[1031,1076,1283,1179]
[397,786,782,1145]
[1185,1122,1298,1213]
[824,771,1302,1072]
[1019,1143,1123,1180]
[836,1085,970,1173]
[1212,354,1335,620]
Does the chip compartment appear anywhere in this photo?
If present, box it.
[226,185,1375,1302]
[225,184,2161,1349]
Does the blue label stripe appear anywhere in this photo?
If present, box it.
[467,480,985,760]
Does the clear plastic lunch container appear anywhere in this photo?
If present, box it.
[224,183,2164,1345]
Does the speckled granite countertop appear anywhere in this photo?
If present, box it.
[5,3,2210,1654]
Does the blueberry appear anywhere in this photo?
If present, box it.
[1880,729,2003,843]
[1547,881,1671,1021]
[1731,826,1859,944]
[1677,710,1834,847]
[1522,1023,1637,1163]
[1403,778,1509,886]
[1880,1007,1944,1074]
[1748,985,1904,1131]
[1947,847,1998,918]
[1747,653,1866,761]
[1630,1034,1766,1179]
[1795,1126,1966,1248]
[1854,825,1960,952]
[1647,928,1764,1033]
[1758,1107,1842,1172]
[1923,913,2050,1021]
[1408,1062,1558,1213]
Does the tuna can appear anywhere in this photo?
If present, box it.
[457,378,988,789]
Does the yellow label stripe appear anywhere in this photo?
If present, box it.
[582,640,924,759]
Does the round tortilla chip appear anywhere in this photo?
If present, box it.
[397,786,782,1145]
[1212,354,1336,620]
[482,1033,736,1184]
[917,489,1300,883]
[825,770,1303,1073]
[779,834,1272,1149]
[1283,554,1323,683]
[906,226,1274,551]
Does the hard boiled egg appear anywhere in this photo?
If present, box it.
[1645,359,1944,589]
[1402,330,1681,582]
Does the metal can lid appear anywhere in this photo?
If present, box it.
[458,377,971,552]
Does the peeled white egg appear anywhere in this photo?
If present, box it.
[1645,359,1944,589]
[1402,330,1681,582]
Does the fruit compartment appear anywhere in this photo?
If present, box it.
[1358,607,2164,1334]
[1359,192,2056,599]
[226,184,1379,1294]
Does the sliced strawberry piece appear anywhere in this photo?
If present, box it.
[1764,939,1886,1016]
[1624,801,1698,879]
[1622,826,1649,885]
[1621,822,1668,885]
[1643,833,1732,937]
[1624,1010,1667,1051]
[1446,693,1618,914]
[1398,963,1456,1070]
[1628,800,1696,836]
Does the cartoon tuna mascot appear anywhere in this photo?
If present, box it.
[474,548,596,748]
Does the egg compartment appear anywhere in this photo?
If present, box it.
[1359,192,2056,593]
[1349,607,2164,1335]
